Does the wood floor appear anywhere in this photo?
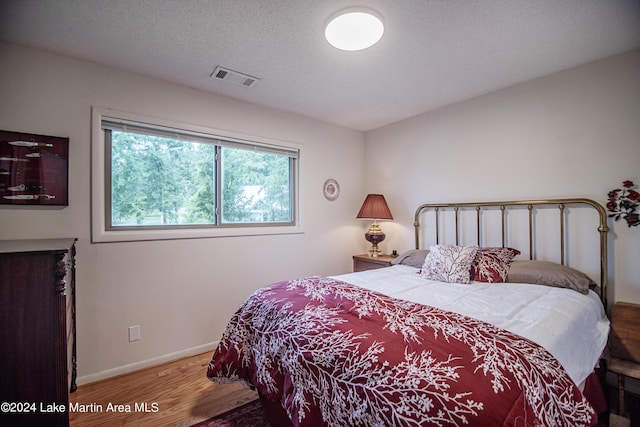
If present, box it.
[69,351,632,426]
[69,352,258,427]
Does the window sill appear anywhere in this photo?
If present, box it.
[91,224,305,243]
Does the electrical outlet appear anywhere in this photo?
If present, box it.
[128,325,140,342]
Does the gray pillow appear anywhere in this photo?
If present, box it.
[390,249,429,268]
[506,260,596,294]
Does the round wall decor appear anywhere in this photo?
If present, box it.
[323,179,340,201]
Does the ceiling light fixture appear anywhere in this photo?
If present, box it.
[325,7,384,51]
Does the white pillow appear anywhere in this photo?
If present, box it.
[420,245,478,284]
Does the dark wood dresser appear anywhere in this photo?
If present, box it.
[0,238,77,427]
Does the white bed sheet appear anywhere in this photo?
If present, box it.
[332,264,610,387]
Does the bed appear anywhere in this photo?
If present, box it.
[207,198,611,426]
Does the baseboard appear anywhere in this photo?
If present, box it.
[75,341,219,386]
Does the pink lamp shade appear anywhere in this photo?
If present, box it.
[356,194,393,220]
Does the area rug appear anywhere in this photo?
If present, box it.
[190,399,269,427]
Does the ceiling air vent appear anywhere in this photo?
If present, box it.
[210,66,260,88]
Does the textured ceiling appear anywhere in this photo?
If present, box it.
[1,0,639,131]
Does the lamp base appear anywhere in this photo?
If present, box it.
[365,223,385,258]
[368,244,382,258]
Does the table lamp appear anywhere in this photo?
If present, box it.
[356,194,393,257]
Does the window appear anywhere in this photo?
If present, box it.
[91,108,301,242]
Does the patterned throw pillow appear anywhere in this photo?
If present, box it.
[420,245,479,284]
[471,247,521,283]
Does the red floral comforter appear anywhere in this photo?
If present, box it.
[207,276,596,426]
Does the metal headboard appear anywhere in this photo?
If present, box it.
[414,198,609,306]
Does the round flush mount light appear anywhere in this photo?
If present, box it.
[324,7,384,51]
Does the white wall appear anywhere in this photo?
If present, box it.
[366,50,640,306]
[0,43,366,383]
[2,42,639,384]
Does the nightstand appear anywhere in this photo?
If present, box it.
[608,302,640,424]
[353,254,396,272]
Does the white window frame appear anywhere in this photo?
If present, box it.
[91,107,303,243]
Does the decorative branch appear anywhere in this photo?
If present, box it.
[607,180,639,227]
